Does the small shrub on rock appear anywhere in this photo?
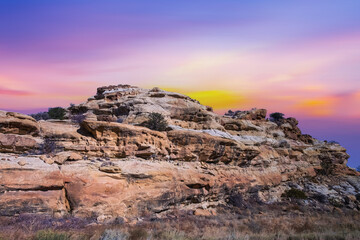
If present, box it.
[144,113,168,131]
[225,110,235,116]
[282,188,307,199]
[312,193,327,203]
[71,114,86,124]
[39,138,62,155]
[278,140,290,148]
[117,117,124,123]
[270,112,285,122]
[30,112,50,121]
[113,106,130,116]
[320,160,334,175]
[48,107,66,120]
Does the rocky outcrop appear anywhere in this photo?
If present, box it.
[0,85,358,224]
[225,108,267,120]
[69,85,223,130]
[0,111,39,136]
[0,133,38,153]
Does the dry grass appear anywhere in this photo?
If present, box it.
[1,211,360,240]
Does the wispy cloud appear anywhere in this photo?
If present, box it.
[0,87,32,96]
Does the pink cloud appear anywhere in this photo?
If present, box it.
[0,88,32,96]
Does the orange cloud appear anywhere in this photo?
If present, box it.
[295,96,338,117]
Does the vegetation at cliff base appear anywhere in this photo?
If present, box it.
[35,230,70,240]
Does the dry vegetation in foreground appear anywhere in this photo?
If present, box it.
[1,211,360,240]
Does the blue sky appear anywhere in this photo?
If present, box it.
[0,0,359,167]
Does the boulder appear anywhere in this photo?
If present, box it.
[0,133,38,153]
[221,118,262,131]
[53,151,82,164]
[225,108,267,120]
[194,208,215,216]
[0,111,39,136]
[99,162,122,173]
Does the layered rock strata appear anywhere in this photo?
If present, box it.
[0,85,358,223]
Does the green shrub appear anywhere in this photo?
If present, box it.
[269,112,285,122]
[35,230,70,240]
[144,113,168,131]
[282,188,307,199]
[48,107,66,120]
[30,112,50,121]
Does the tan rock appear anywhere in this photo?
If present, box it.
[0,111,39,136]
[39,121,82,140]
[40,155,54,164]
[80,120,170,158]
[0,133,38,153]
[0,155,64,191]
[194,209,214,216]
[17,159,26,166]
[222,118,262,131]
[347,195,357,202]
[225,108,267,120]
[0,190,68,216]
[99,163,122,173]
[53,152,70,164]
[68,152,82,161]
[167,130,257,164]
[53,151,82,164]
[135,146,156,159]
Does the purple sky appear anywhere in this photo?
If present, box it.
[0,0,359,167]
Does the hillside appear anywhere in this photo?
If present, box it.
[0,84,359,239]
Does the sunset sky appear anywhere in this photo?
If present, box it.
[0,1,359,167]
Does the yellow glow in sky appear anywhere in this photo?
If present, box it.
[186,90,245,109]
[296,98,336,117]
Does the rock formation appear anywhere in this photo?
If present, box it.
[0,84,359,224]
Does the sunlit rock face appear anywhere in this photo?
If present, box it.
[0,85,358,223]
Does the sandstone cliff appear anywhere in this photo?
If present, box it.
[0,84,359,224]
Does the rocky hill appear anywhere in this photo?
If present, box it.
[0,84,359,225]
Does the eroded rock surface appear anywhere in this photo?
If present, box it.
[0,84,358,223]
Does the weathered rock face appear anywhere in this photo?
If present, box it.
[0,85,359,224]
[225,108,267,120]
[70,85,223,130]
[0,111,39,136]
